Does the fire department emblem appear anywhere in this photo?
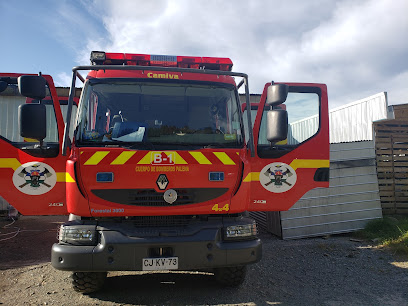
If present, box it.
[259,162,297,193]
[12,162,57,195]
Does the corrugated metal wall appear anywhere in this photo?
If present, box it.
[239,92,389,145]
[0,96,24,142]
[329,92,388,143]
[288,92,388,144]
[287,115,319,145]
[0,97,77,143]
[0,96,61,142]
[256,141,383,239]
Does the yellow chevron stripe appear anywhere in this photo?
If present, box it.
[172,152,187,164]
[243,172,260,182]
[111,151,136,165]
[289,159,330,171]
[56,172,75,182]
[0,158,22,171]
[0,159,75,182]
[84,151,109,165]
[213,152,235,165]
[189,152,212,164]
[23,137,37,142]
[243,159,329,182]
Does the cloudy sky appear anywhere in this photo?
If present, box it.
[1,0,407,108]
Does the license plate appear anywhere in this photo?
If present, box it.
[142,257,178,271]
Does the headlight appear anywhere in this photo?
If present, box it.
[59,225,97,245]
[224,223,257,240]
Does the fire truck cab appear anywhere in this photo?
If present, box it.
[0,51,329,293]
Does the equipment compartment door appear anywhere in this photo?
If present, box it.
[0,73,71,215]
[247,83,330,212]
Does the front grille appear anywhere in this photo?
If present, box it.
[128,189,193,206]
[132,215,194,227]
[92,188,228,206]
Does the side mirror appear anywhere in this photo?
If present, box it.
[18,104,47,142]
[18,76,46,100]
[266,109,288,143]
[266,84,289,106]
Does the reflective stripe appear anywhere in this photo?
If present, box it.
[0,158,75,182]
[213,152,235,165]
[289,159,330,171]
[243,172,260,182]
[23,137,37,142]
[0,158,21,171]
[111,151,136,165]
[84,151,110,165]
[79,150,238,166]
[56,172,75,182]
[189,152,211,164]
[243,159,330,182]
[173,152,188,165]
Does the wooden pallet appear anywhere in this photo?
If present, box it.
[374,120,408,214]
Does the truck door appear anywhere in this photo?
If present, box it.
[247,83,330,211]
[0,73,72,215]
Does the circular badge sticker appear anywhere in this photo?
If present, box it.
[12,162,57,195]
[259,162,297,193]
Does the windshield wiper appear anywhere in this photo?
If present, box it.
[148,142,201,150]
[77,140,155,150]
[203,143,240,149]
[150,142,240,149]
[124,141,156,150]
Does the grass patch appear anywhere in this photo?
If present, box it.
[356,216,408,255]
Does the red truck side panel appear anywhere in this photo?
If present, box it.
[0,73,68,215]
[247,83,330,211]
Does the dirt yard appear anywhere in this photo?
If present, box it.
[0,216,407,305]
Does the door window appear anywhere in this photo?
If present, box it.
[0,78,59,155]
[256,86,321,157]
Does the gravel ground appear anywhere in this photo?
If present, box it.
[0,216,407,305]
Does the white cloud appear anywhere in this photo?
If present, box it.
[54,72,72,87]
[77,0,408,107]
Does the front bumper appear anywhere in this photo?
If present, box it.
[51,219,262,272]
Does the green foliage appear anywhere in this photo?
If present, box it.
[357,216,408,255]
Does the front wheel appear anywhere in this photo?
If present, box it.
[214,266,247,287]
[71,272,107,294]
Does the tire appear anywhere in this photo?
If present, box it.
[71,272,107,294]
[214,266,247,287]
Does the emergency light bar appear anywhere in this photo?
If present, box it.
[90,51,233,71]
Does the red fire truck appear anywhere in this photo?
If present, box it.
[0,51,329,293]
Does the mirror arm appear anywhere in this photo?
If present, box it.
[77,72,85,84]
[237,79,244,90]
[62,69,77,156]
[244,76,255,157]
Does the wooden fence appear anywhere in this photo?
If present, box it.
[374,119,408,214]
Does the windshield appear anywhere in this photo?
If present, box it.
[76,80,243,149]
